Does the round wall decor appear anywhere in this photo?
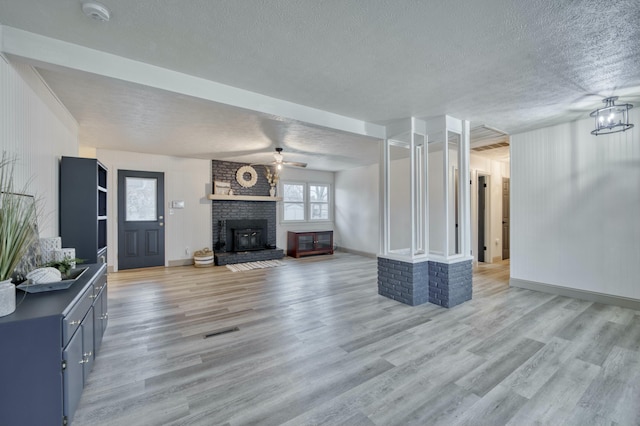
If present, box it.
[236,165,258,188]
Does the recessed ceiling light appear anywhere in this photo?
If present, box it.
[82,1,110,22]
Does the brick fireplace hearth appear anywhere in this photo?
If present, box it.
[211,160,284,265]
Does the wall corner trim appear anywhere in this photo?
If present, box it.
[510,277,640,310]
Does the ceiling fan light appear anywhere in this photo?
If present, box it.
[590,96,634,136]
[273,152,283,163]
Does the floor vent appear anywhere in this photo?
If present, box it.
[204,327,240,338]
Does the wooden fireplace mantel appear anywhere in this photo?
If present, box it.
[208,194,282,202]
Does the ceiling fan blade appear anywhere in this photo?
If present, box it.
[283,161,307,168]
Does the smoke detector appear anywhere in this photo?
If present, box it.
[82,1,111,22]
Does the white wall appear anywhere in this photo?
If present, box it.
[95,149,211,270]
[335,163,379,255]
[470,154,510,263]
[0,57,78,238]
[511,110,640,300]
[276,167,335,249]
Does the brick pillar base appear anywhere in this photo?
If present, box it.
[377,257,473,308]
[428,260,473,308]
[377,257,429,306]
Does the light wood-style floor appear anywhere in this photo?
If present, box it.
[74,253,640,425]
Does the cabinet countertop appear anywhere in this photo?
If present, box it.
[0,263,106,325]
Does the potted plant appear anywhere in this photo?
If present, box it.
[45,257,84,279]
[0,152,39,317]
[264,166,279,197]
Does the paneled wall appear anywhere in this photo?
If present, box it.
[0,56,78,238]
[511,110,639,300]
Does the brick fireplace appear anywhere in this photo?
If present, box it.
[211,160,284,265]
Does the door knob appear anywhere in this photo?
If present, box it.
[159,223,164,227]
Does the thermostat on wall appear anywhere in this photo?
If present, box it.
[171,200,185,209]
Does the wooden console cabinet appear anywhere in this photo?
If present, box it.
[0,263,108,425]
[287,230,334,258]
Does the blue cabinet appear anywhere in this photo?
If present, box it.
[60,156,108,264]
[0,263,108,425]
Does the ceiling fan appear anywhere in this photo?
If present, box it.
[270,147,307,170]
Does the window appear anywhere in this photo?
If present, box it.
[283,183,305,221]
[282,182,331,222]
[309,184,329,220]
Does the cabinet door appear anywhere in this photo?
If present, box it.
[297,234,314,251]
[82,307,94,383]
[63,329,84,423]
[315,232,332,250]
[93,284,108,354]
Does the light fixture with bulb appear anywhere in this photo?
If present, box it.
[590,96,634,136]
[274,148,284,170]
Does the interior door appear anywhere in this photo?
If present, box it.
[478,175,486,262]
[502,177,510,260]
[118,170,165,270]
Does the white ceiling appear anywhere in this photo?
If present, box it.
[1,0,639,170]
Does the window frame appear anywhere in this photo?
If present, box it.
[282,181,306,222]
[281,181,332,223]
[308,183,331,221]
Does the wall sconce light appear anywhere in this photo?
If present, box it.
[590,96,634,136]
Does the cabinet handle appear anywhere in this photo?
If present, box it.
[95,286,103,291]
[69,320,81,326]
[79,357,88,364]
[83,351,93,357]
[89,294,97,299]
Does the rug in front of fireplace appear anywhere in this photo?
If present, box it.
[225,260,284,272]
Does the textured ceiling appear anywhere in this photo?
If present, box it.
[1,0,639,170]
[34,67,381,170]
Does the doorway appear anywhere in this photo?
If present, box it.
[502,177,510,260]
[117,170,165,270]
[477,174,488,263]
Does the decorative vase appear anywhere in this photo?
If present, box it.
[0,279,16,317]
[269,186,276,197]
[40,237,62,264]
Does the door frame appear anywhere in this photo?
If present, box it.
[115,169,166,271]
[502,176,510,260]
[471,169,491,266]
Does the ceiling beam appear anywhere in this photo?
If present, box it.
[0,25,386,140]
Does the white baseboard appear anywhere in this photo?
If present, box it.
[336,247,377,259]
[168,258,194,267]
[510,278,640,310]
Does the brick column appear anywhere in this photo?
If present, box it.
[378,257,473,308]
[377,257,429,306]
[428,259,472,308]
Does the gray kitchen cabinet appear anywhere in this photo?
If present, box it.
[0,263,108,425]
